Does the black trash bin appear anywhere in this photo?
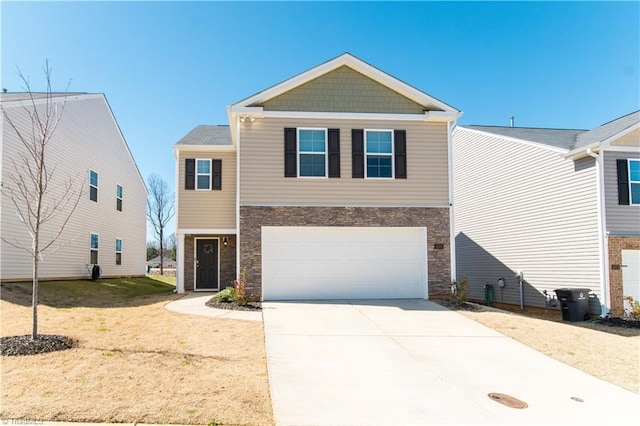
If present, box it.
[554,288,590,322]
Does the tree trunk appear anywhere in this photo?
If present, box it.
[159,229,164,275]
[32,248,39,339]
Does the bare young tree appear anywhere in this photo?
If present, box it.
[146,174,174,275]
[1,62,83,339]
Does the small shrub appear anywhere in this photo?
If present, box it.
[214,287,234,303]
[623,295,640,319]
[232,269,249,306]
[450,276,469,305]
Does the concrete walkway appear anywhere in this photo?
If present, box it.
[263,299,640,426]
[164,292,262,321]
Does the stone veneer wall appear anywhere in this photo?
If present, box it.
[239,206,451,298]
[184,235,236,291]
[608,235,640,317]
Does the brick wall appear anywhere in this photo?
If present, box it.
[184,235,236,291]
[239,206,451,298]
[608,235,640,317]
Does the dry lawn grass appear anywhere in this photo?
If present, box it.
[0,278,273,425]
[440,301,640,394]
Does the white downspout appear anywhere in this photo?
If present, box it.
[235,115,241,280]
[586,148,610,317]
[447,121,457,282]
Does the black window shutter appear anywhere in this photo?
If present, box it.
[617,159,630,205]
[212,159,222,190]
[352,129,364,178]
[284,128,297,177]
[185,159,195,190]
[328,129,340,178]
[394,130,407,179]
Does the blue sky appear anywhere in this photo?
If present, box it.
[2,1,639,239]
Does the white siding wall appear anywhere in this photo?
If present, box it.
[239,117,449,206]
[1,95,147,281]
[603,150,640,235]
[452,128,601,310]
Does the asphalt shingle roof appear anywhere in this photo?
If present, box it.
[0,92,89,102]
[464,110,639,151]
[175,125,232,146]
[575,110,640,149]
[464,126,585,150]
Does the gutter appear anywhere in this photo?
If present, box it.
[585,148,610,317]
[447,119,458,283]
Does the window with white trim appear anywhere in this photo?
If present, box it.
[116,184,123,211]
[115,238,122,265]
[365,130,394,178]
[90,233,99,264]
[298,128,327,177]
[196,159,211,190]
[630,159,640,205]
[89,170,98,202]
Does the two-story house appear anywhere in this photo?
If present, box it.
[174,53,461,300]
[452,111,640,317]
[1,93,147,281]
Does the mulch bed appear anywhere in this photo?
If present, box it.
[206,298,262,311]
[435,299,484,312]
[1,334,77,356]
[597,317,640,329]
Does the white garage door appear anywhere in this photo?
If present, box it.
[262,226,428,300]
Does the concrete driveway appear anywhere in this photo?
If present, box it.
[263,299,639,426]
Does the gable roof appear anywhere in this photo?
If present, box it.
[230,53,460,114]
[460,110,640,158]
[574,110,640,149]
[464,125,585,150]
[174,125,232,146]
[0,92,89,103]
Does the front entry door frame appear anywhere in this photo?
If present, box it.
[194,237,220,291]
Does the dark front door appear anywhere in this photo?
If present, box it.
[196,239,219,290]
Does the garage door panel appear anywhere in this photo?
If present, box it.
[262,227,427,300]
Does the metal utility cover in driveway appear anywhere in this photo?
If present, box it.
[261,226,427,300]
[262,300,640,426]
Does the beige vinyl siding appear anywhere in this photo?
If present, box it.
[604,150,640,235]
[239,118,449,206]
[452,128,601,310]
[259,66,427,114]
[610,128,640,147]
[176,150,236,229]
[1,95,147,281]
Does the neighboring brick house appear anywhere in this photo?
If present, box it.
[453,111,640,317]
[174,53,461,299]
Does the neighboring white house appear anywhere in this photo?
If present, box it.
[452,111,640,317]
[1,92,147,281]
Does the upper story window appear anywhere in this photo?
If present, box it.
[116,184,123,211]
[90,233,99,264]
[630,159,640,205]
[298,128,327,177]
[365,130,394,178]
[115,238,122,265]
[89,170,98,202]
[185,158,222,190]
[351,129,406,179]
[616,158,640,206]
[196,159,211,190]
[285,128,340,178]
